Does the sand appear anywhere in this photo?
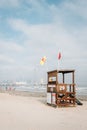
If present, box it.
[0,92,87,130]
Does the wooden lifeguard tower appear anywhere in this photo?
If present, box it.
[47,70,76,107]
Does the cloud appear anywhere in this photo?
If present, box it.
[63,0,87,19]
[0,54,15,64]
[0,0,87,82]
[0,0,20,7]
[8,17,87,81]
[0,39,25,67]
[8,17,87,56]
[0,39,24,52]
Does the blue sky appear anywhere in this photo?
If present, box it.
[0,0,87,85]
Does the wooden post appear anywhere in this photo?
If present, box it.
[62,73,64,83]
[72,71,75,92]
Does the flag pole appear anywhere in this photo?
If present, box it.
[58,59,60,70]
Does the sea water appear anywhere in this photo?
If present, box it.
[14,84,87,96]
[76,85,87,96]
[15,85,47,93]
[0,84,47,93]
[1,84,87,96]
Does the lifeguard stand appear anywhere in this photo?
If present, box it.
[47,70,76,107]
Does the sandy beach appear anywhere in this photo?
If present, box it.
[0,92,87,130]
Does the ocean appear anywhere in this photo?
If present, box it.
[1,84,87,96]
[76,85,87,96]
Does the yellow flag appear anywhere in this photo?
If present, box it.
[40,56,47,65]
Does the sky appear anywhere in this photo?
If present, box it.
[0,0,87,85]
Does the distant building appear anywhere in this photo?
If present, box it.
[15,82,27,86]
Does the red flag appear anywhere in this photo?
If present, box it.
[58,52,61,60]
